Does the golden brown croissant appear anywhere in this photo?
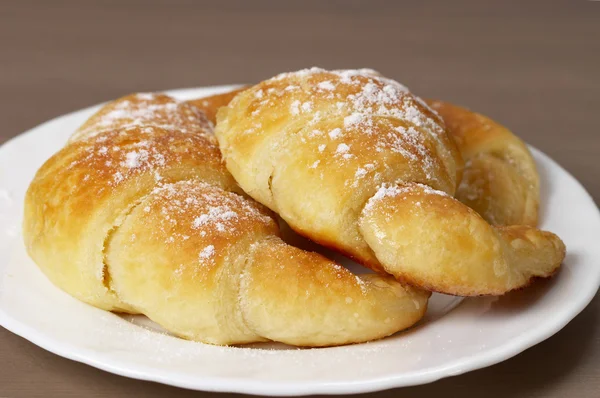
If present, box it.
[215,68,565,296]
[426,100,539,226]
[23,92,429,346]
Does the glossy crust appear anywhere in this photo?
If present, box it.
[427,100,539,226]
[23,92,429,346]
[215,68,566,296]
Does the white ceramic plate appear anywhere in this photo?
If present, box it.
[0,86,599,396]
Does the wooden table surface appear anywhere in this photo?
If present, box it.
[1,1,598,397]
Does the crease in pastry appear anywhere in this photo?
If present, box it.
[101,192,153,305]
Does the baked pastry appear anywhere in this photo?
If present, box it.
[23,92,429,346]
[188,87,248,125]
[427,100,539,226]
[215,67,566,296]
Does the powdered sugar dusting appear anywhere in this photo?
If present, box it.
[250,68,450,187]
[70,93,212,142]
[148,181,274,247]
[113,171,124,184]
[336,143,350,154]
[136,93,156,101]
[344,113,362,128]
[355,168,367,179]
[317,80,336,91]
[269,68,440,136]
[123,150,148,169]
[290,100,301,116]
[192,207,239,230]
[274,66,325,80]
[63,118,222,197]
[199,245,215,260]
[363,183,449,214]
[329,128,341,139]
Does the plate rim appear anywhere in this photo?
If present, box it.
[0,86,598,396]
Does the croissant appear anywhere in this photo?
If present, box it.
[23,92,429,346]
[215,67,566,296]
[426,100,539,226]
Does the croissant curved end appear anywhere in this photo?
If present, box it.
[426,99,540,227]
[359,183,565,296]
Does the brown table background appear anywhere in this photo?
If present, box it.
[1,1,599,397]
